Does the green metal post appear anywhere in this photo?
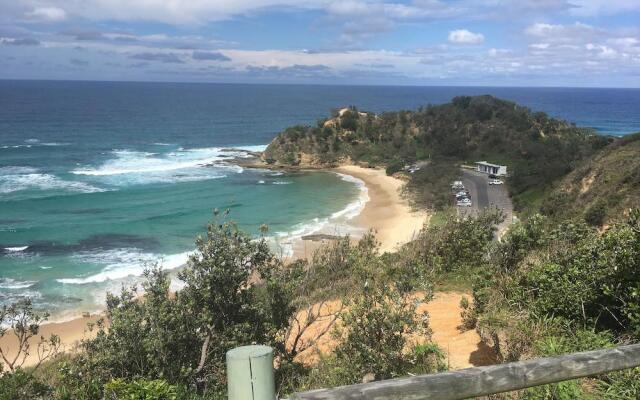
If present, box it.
[226,345,275,400]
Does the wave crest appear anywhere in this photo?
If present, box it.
[0,166,106,195]
[272,172,369,256]
[57,248,191,285]
[0,278,37,289]
[69,146,258,185]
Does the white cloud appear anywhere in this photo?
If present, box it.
[2,0,639,85]
[448,29,484,44]
[568,0,640,16]
[488,48,510,57]
[325,0,461,46]
[524,22,601,44]
[529,43,550,50]
[27,6,66,21]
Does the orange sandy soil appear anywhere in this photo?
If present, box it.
[287,292,496,370]
[3,292,494,371]
[0,315,101,370]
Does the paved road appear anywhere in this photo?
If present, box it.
[457,169,514,235]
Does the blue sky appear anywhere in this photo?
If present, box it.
[1,0,639,86]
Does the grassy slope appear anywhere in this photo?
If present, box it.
[540,132,640,226]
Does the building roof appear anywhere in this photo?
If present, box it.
[475,161,505,168]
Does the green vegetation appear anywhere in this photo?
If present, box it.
[0,215,443,399]
[2,205,640,398]
[263,95,608,210]
[539,132,640,227]
[463,210,640,398]
[3,99,640,398]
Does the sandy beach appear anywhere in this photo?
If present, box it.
[285,164,428,259]
[0,315,101,369]
[2,165,428,368]
[336,165,428,253]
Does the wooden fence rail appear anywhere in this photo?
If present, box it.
[290,343,640,400]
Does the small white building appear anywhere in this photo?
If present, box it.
[475,161,507,176]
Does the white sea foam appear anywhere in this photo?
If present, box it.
[0,141,69,149]
[0,278,37,289]
[1,145,32,149]
[233,144,268,152]
[331,173,370,220]
[0,166,38,174]
[272,181,292,185]
[40,142,70,147]
[4,246,28,252]
[0,166,106,194]
[67,145,267,186]
[57,248,191,285]
[271,172,369,257]
[69,146,253,186]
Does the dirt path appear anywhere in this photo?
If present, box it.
[290,292,495,370]
[420,292,495,369]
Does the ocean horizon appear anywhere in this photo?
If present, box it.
[1,80,639,320]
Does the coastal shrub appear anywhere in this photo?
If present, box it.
[403,160,460,209]
[0,369,51,400]
[584,199,607,226]
[302,284,441,389]
[103,378,178,400]
[299,232,381,301]
[385,159,404,176]
[468,210,640,398]
[288,229,441,392]
[410,208,503,274]
[0,299,61,374]
[331,285,427,383]
[70,215,300,397]
[339,108,359,132]
[516,216,640,334]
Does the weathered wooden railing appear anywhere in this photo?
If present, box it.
[289,344,640,400]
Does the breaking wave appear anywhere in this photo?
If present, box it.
[0,166,106,195]
[0,278,37,289]
[68,146,258,185]
[271,172,369,256]
[56,248,191,285]
[4,246,29,252]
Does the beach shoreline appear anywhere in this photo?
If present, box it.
[336,165,427,253]
[1,164,428,367]
[277,164,428,259]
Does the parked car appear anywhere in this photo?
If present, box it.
[489,179,504,185]
[457,198,472,207]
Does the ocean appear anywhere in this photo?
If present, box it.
[1,80,639,319]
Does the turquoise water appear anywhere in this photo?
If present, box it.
[1,81,639,318]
